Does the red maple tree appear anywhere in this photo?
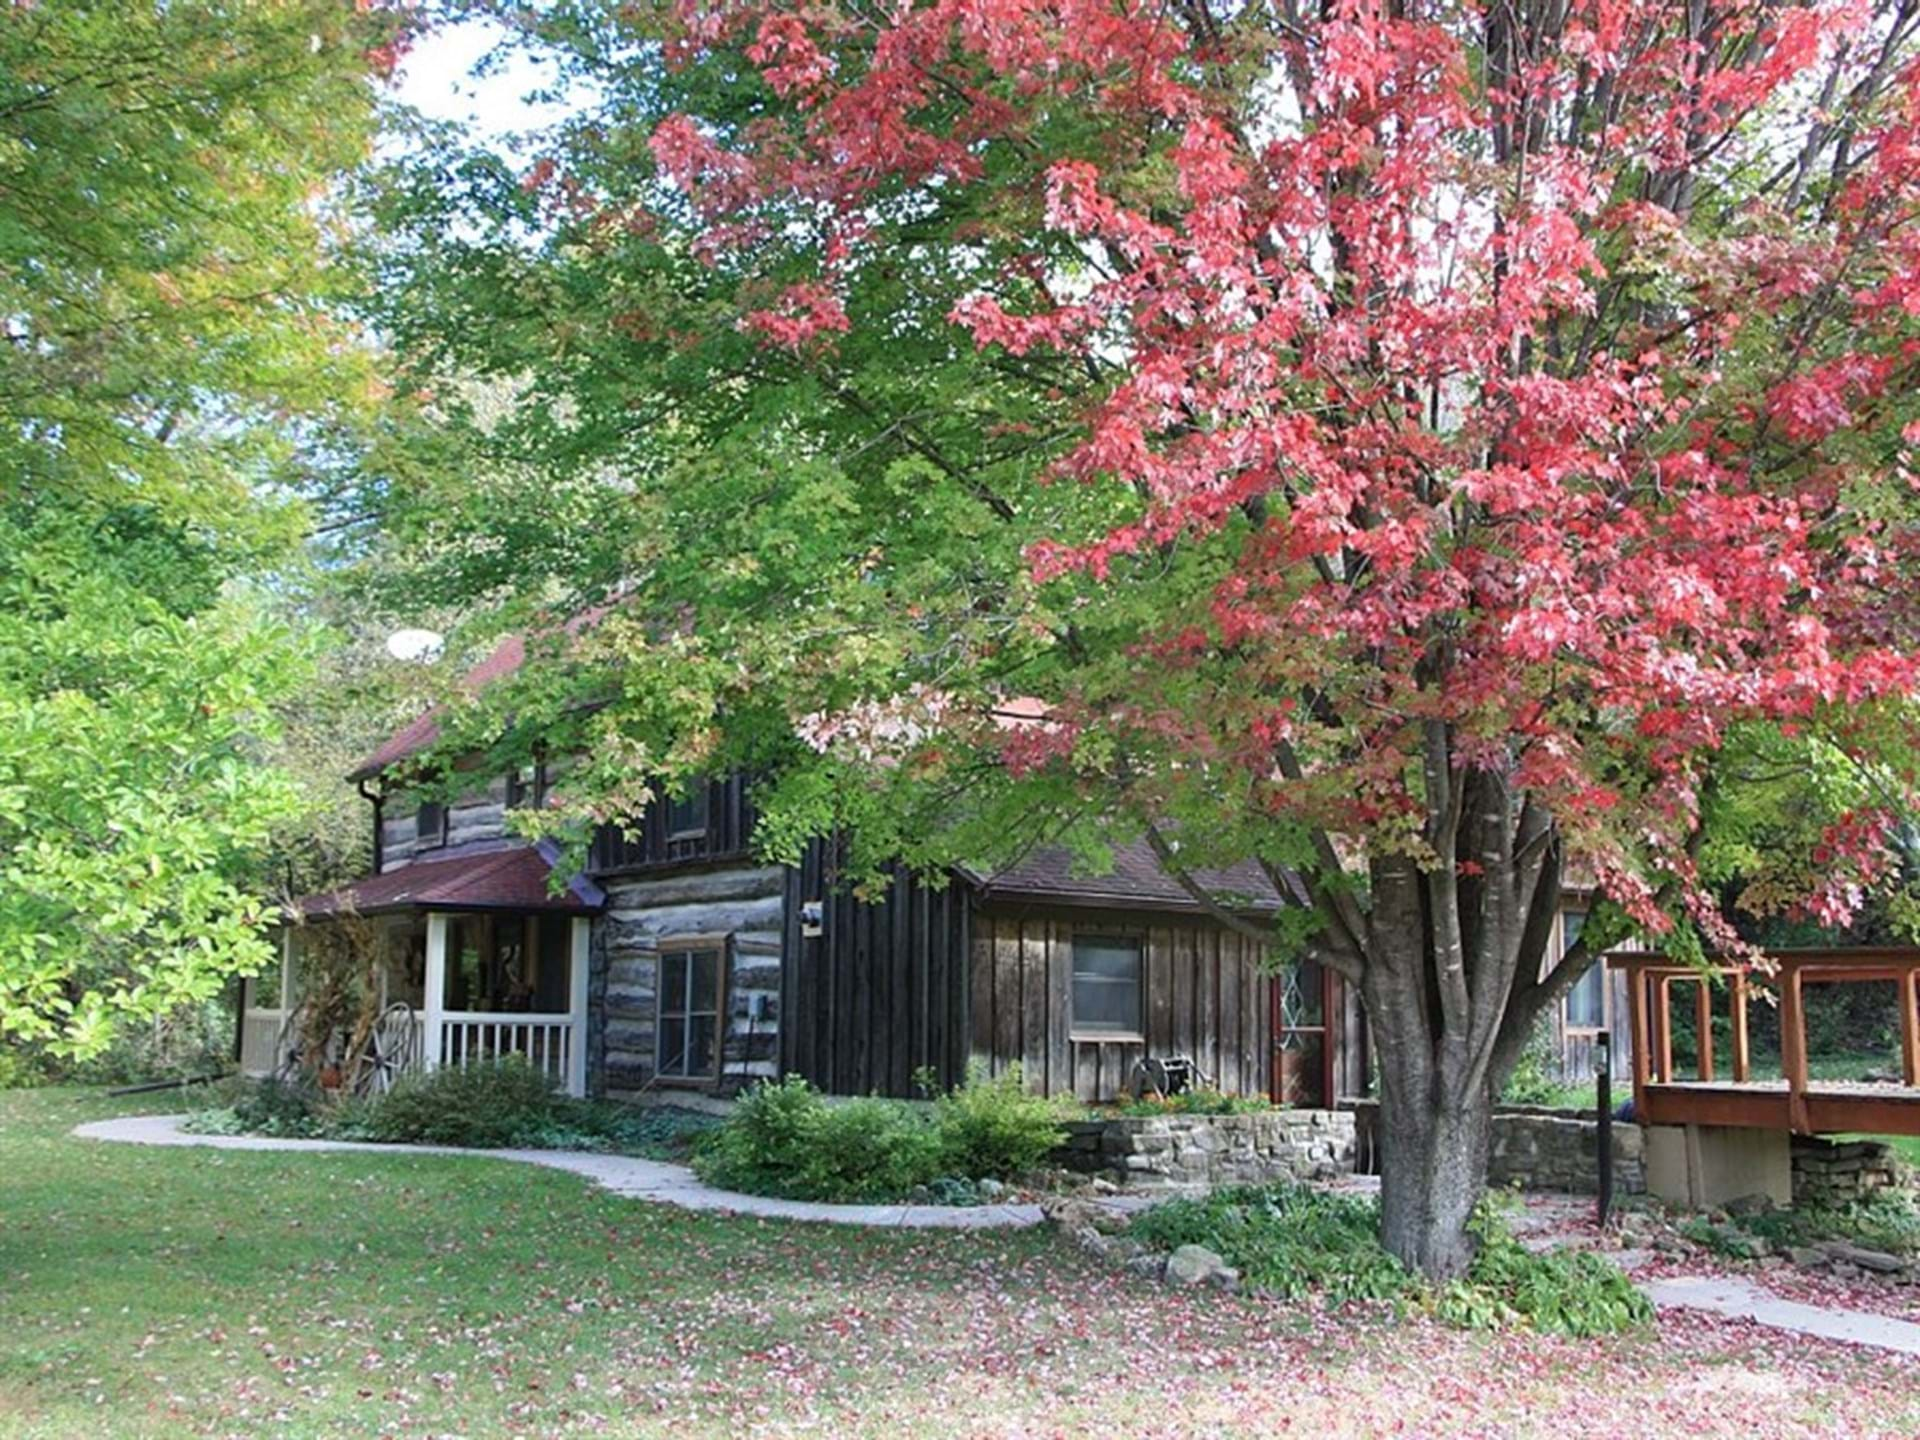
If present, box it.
[397,0,1920,1275]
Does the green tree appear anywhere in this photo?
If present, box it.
[0,1,399,1055]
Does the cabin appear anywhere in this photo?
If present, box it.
[239,635,1373,1106]
[240,640,1596,1108]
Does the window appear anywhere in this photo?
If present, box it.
[506,762,545,812]
[1071,935,1143,1036]
[416,799,447,848]
[657,945,723,1080]
[665,783,709,839]
[1562,911,1605,1029]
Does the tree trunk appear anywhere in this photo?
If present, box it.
[1375,1084,1493,1280]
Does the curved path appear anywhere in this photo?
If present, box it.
[74,1114,1067,1230]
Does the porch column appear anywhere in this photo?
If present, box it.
[567,917,590,1098]
[279,927,294,1010]
[424,912,448,1071]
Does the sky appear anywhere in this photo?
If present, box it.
[393,17,577,155]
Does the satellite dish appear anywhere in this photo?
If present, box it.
[386,628,445,663]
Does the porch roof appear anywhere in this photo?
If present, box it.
[289,844,604,920]
[969,839,1296,915]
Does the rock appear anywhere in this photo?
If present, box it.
[1088,1177,1120,1195]
[1126,1254,1166,1280]
[1165,1243,1231,1287]
[1207,1266,1242,1294]
[1825,1243,1906,1274]
[1072,1225,1108,1257]
[1724,1193,1777,1218]
[1787,1246,1828,1269]
[976,1178,1007,1201]
[1042,1198,1132,1235]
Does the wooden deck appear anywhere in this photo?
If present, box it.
[1617,949,1920,1137]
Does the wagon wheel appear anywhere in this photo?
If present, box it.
[349,1002,418,1097]
[271,1003,314,1085]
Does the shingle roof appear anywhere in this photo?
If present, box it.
[347,635,528,781]
[289,844,602,920]
[971,839,1293,914]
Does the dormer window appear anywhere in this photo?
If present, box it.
[665,783,709,840]
[506,761,546,812]
[416,799,448,849]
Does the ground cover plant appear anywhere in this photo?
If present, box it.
[1131,1183,1653,1337]
[8,1086,1919,1439]
[692,1068,1069,1203]
[1684,1188,1920,1260]
[183,1061,720,1162]
[1113,1088,1277,1117]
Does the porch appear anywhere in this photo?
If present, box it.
[241,847,602,1097]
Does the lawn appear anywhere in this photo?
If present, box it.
[2,1088,1917,1438]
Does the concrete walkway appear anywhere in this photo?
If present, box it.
[1641,1273,1920,1358]
[73,1114,1065,1230]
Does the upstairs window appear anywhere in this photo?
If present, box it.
[506,761,545,812]
[1071,935,1143,1037]
[665,782,709,840]
[415,799,447,849]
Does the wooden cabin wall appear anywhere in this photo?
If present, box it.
[588,773,757,874]
[779,840,972,1096]
[969,907,1274,1104]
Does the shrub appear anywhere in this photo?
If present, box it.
[1130,1182,1651,1335]
[932,1063,1069,1178]
[206,1076,323,1138]
[693,1077,948,1203]
[361,1058,567,1147]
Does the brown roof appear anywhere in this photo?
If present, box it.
[289,844,603,920]
[348,635,528,781]
[971,839,1294,914]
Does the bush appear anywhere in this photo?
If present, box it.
[362,1059,569,1148]
[182,1076,323,1138]
[1131,1182,1651,1335]
[932,1063,1069,1178]
[693,1077,947,1203]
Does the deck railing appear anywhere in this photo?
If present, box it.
[240,1008,284,1076]
[1614,948,1920,1133]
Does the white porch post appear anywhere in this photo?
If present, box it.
[567,917,590,1098]
[424,912,448,1071]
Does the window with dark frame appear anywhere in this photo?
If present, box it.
[506,761,545,812]
[656,944,723,1080]
[415,799,447,848]
[665,782,710,840]
[1070,934,1143,1037]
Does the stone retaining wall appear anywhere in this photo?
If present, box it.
[1054,1109,1357,1190]
[1792,1135,1909,1207]
[1345,1100,1646,1196]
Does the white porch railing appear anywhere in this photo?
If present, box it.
[436,1012,577,1090]
[240,1008,284,1076]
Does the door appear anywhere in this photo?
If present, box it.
[1272,957,1335,1107]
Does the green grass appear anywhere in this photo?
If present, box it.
[3,1088,1920,1438]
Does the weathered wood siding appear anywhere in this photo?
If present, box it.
[587,774,756,874]
[380,775,512,871]
[779,841,971,1096]
[591,863,785,1097]
[969,906,1274,1103]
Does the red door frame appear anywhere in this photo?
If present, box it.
[1271,963,1337,1106]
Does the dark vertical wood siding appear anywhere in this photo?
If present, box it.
[588,773,756,873]
[779,840,971,1096]
[969,906,1274,1103]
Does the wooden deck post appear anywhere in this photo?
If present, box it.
[1653,977,1674,1085]
[1627,967,1650,1115]
[1899,965,1920,1089]
[1694,978,1714,1081]
[567,917,590,1099]
[1731,968,1751,1083]
[1779,962,1810,1134]
[423,912,447,1072]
